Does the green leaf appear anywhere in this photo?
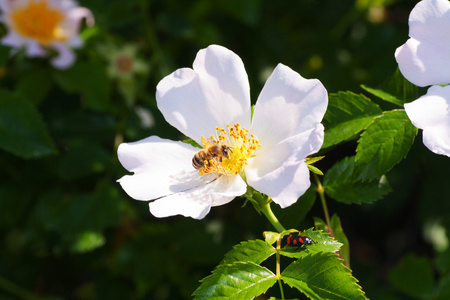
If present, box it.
[388,254,434,299]
[282,252,367,300]
[16,67,53,105]
[193,261,277,300]
[0,90,57,158]
[53,62,111,111]
[330,214,351,268]
[0,184,32,228]
[57,144,111,181]
[324,156,391,204]
[360,85,404,107]
[70,231,105,253]
[435,273,450,300]
[361,68,419,106]
[263,231,279,246]
[354,110,418,181]
[322,92,382,149]
[0,44,10,67]
[279,228,342,259]
[219,239,276,266]
[34,182,120,237]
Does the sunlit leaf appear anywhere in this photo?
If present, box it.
[71,231,105,253]
[193,261,277,300]
[282,252,367,300]
[322,92,382,149]
[354,110,417,181]
[219,239,276,266]
[330,214,350,268]
[279,228,342,259]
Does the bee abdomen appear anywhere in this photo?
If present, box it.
[192,151,207,170]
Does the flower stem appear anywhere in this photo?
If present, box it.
[314,173,332,234]
[275,236,285,299]
[259,200,286,233]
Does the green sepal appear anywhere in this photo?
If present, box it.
[182,138,202,149]
[307,164,323,176]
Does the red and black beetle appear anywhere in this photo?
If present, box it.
[282,233,315,252]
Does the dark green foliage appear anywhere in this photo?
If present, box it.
[0,0,448,299]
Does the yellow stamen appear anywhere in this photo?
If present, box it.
[198,123,260,176]
[11,0,66,44]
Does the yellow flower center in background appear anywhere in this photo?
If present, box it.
[11,0,66,44]
[199,123,260,176]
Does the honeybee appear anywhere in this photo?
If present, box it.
[192,143,231,171]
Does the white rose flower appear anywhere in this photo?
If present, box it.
[395,0,450,157]
[118,45,328,219]
[395,0,450,87]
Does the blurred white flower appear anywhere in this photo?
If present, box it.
[117,45,328,219]
[395,0,450,157]
[0,0,94,69]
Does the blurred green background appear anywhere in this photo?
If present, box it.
[1,0,450,299]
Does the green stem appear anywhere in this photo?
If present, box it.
[259,200,285,233]
[277,278,285,300]
[314,174,332,234]
[275,238,285,300]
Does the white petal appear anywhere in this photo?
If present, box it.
[149,174,246,219]
[0,0,10,13]
[50,43,75,69]
[62,7,94,44]
[25,40,47,57]
[251,63,328,147]
[408,0,450,43]
[66,7,95,29]
[395,38,450,87]
[246,125,324,208]
[1,32,25,48]
[405,85,450,157]
[117,136,201,200]
[210,174,247,206]
[149,192,212,219]
[156,45,251,143]
[395,0,450,86]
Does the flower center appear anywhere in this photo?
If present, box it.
[115,55,134,74]
[198,123,260,176]
[11,0,66,44]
